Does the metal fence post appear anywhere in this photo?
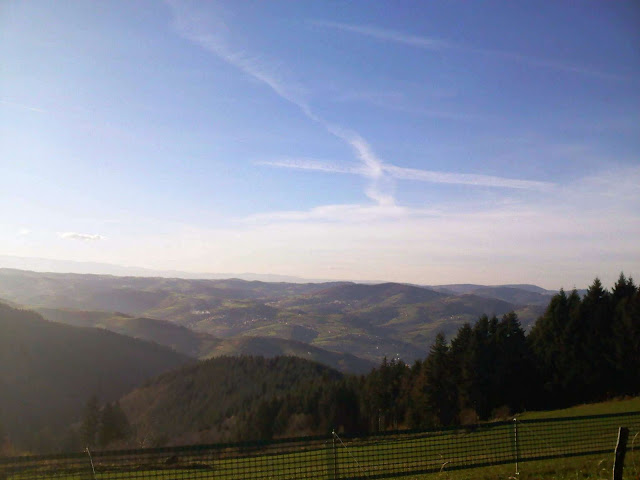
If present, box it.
[513,418,520,476]
[612,427,629,480]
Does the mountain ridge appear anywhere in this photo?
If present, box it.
[0,268,548,364]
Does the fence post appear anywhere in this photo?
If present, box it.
[333,433,339,480]
[85,447,96,480]
[612,427,629,480]
[513,418,519,476]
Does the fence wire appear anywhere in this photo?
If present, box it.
[1,411,638,479]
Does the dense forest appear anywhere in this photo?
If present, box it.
[336,275,640,431]
[2,275,639,452]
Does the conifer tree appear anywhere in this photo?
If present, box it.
[81,395,100,447]
[98,402,131,447]
[449,323,473,415]
[494,312,532,413]
[611,274,640,395]
[422,333,457,426]
[578,278,613,400]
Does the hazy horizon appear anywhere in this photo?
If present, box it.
[2,1,639,290]
[0,254,611,291]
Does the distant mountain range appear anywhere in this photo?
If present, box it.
[0,255,333,283]
[0,268,554,365]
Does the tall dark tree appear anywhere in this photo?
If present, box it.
[449,323,474,416]
[420,333,457,426]
[98,402,130,447]
[577,278,614,400]
[465,315,498,419]
[364,357,409,430]
[81,395,100,448]
[610,274,640,395]
[494,312,533,413]
[529,289,582,407]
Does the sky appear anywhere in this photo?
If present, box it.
[1,1,639,289]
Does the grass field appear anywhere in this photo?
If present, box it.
[3,398,639,480]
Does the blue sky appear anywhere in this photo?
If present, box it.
[1,1,639,288]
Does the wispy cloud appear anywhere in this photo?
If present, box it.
[167,1,394,206]
[256,158,363,175]
[245,203,415,224]
[0,99,47,113]
[167,2,556,211]
[316,21,627,82]
[384,165,554,191]
[127,166,639,289]
[259,158,554,191]
[315,21,452,51]
[18,228,31,236]
[58,232,105,241]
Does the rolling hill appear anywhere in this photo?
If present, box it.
[33,307,375,374]
[0,302,191,451]
[119,355,344,445]
[0,268,550,364]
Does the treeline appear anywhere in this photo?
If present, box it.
[116,355,347,446]
[80,396,131,449]
[246,275,640,437]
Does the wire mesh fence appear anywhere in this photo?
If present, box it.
[1,411,638,479]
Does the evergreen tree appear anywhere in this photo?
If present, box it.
[494,312,533,413]
[98,402,131,447]
[81,395,100,447]
[529,289,582,407]
[449,323,474,416]
[364,357,409,430]
[466,315,496,419]
[610,274,640,395]
[404,359,426,428]
[421,333,457,426]
[578,278,614,400]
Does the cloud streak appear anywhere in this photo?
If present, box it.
[167,1,393,206]
[316,21,627,82]
[0,99,47,113]
[167,3,557,212]
[59,232,105,241]
[260,158,554,191]
[384,165,553,191]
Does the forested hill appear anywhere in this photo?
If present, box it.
[32,307,376,374]
[0,302,191,451]
[119,356,346,445]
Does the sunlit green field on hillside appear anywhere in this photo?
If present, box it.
[5,398,639,480]
[518,396,640,420]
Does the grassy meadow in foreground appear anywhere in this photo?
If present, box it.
[5,397,639,480]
